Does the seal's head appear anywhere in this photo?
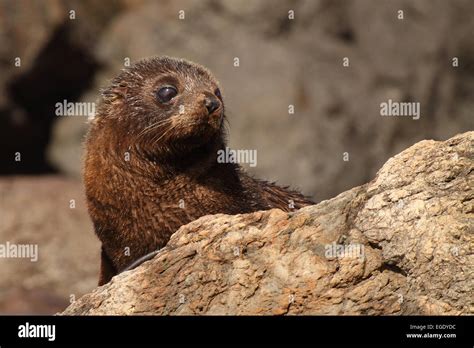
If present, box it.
[97,56,225,156]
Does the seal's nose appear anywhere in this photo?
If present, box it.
[205,96,220,114]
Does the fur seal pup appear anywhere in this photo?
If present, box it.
[84,56,314,285]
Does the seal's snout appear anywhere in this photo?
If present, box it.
[206,98,221,114]
[202,93,222,128]
[204,95,221,115]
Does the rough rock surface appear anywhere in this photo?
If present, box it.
[62,131,473,315]
[0,176,99,314]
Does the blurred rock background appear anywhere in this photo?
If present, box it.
[0,0,473,313]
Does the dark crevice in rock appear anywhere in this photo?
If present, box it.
[380,262,408,277]
[368,241,382,250]
[0,22,100,174]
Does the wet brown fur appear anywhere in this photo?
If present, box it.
[84,56,314,285]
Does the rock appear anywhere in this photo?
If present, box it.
[0,176,99,314]
[62,131,473,315]
[0,0,132,174]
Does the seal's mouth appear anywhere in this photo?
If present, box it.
[185,105,223,132]
[208,108,224,129]
[137,106,224,152]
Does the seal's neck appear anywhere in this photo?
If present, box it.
[117,133,226,180]
[154,134,227,176]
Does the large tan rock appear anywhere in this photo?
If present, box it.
[62,131,473,315]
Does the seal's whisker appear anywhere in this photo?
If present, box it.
[137,118,173,139]
[153,123,178,146]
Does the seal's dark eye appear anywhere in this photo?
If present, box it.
[156,86,178,103]
[214,88,222,99]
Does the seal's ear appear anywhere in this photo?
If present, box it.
[102,81,129,102]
